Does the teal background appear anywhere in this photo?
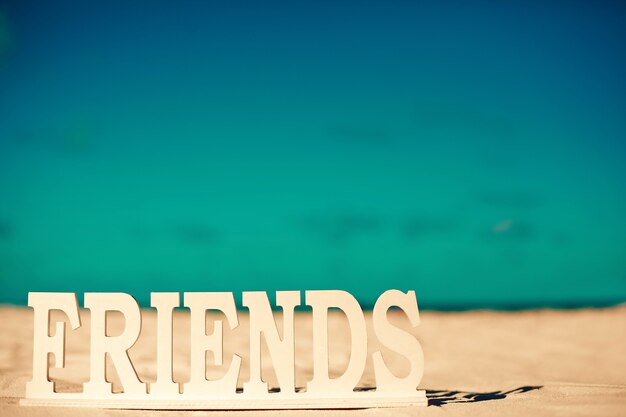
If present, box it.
[0,1,625,308]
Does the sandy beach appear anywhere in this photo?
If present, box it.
[1,305,625,416]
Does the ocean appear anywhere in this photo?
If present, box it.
[0,1,625,309]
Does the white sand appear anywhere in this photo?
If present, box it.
[1,305,625,416]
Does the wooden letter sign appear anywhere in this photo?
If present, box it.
[21,290,426,409]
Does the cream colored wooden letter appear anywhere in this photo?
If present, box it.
[26,292,81,398]
[242,291,300,396]
[372,289,423,392]
[305,290,367,395]
[183,292,241,397]
[83,293,145,397]
[149,292,180,396]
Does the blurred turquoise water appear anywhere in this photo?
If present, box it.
[0,1,625,308]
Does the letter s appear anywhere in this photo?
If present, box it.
[372,290,423,393]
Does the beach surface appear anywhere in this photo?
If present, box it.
[1,305,625,416]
